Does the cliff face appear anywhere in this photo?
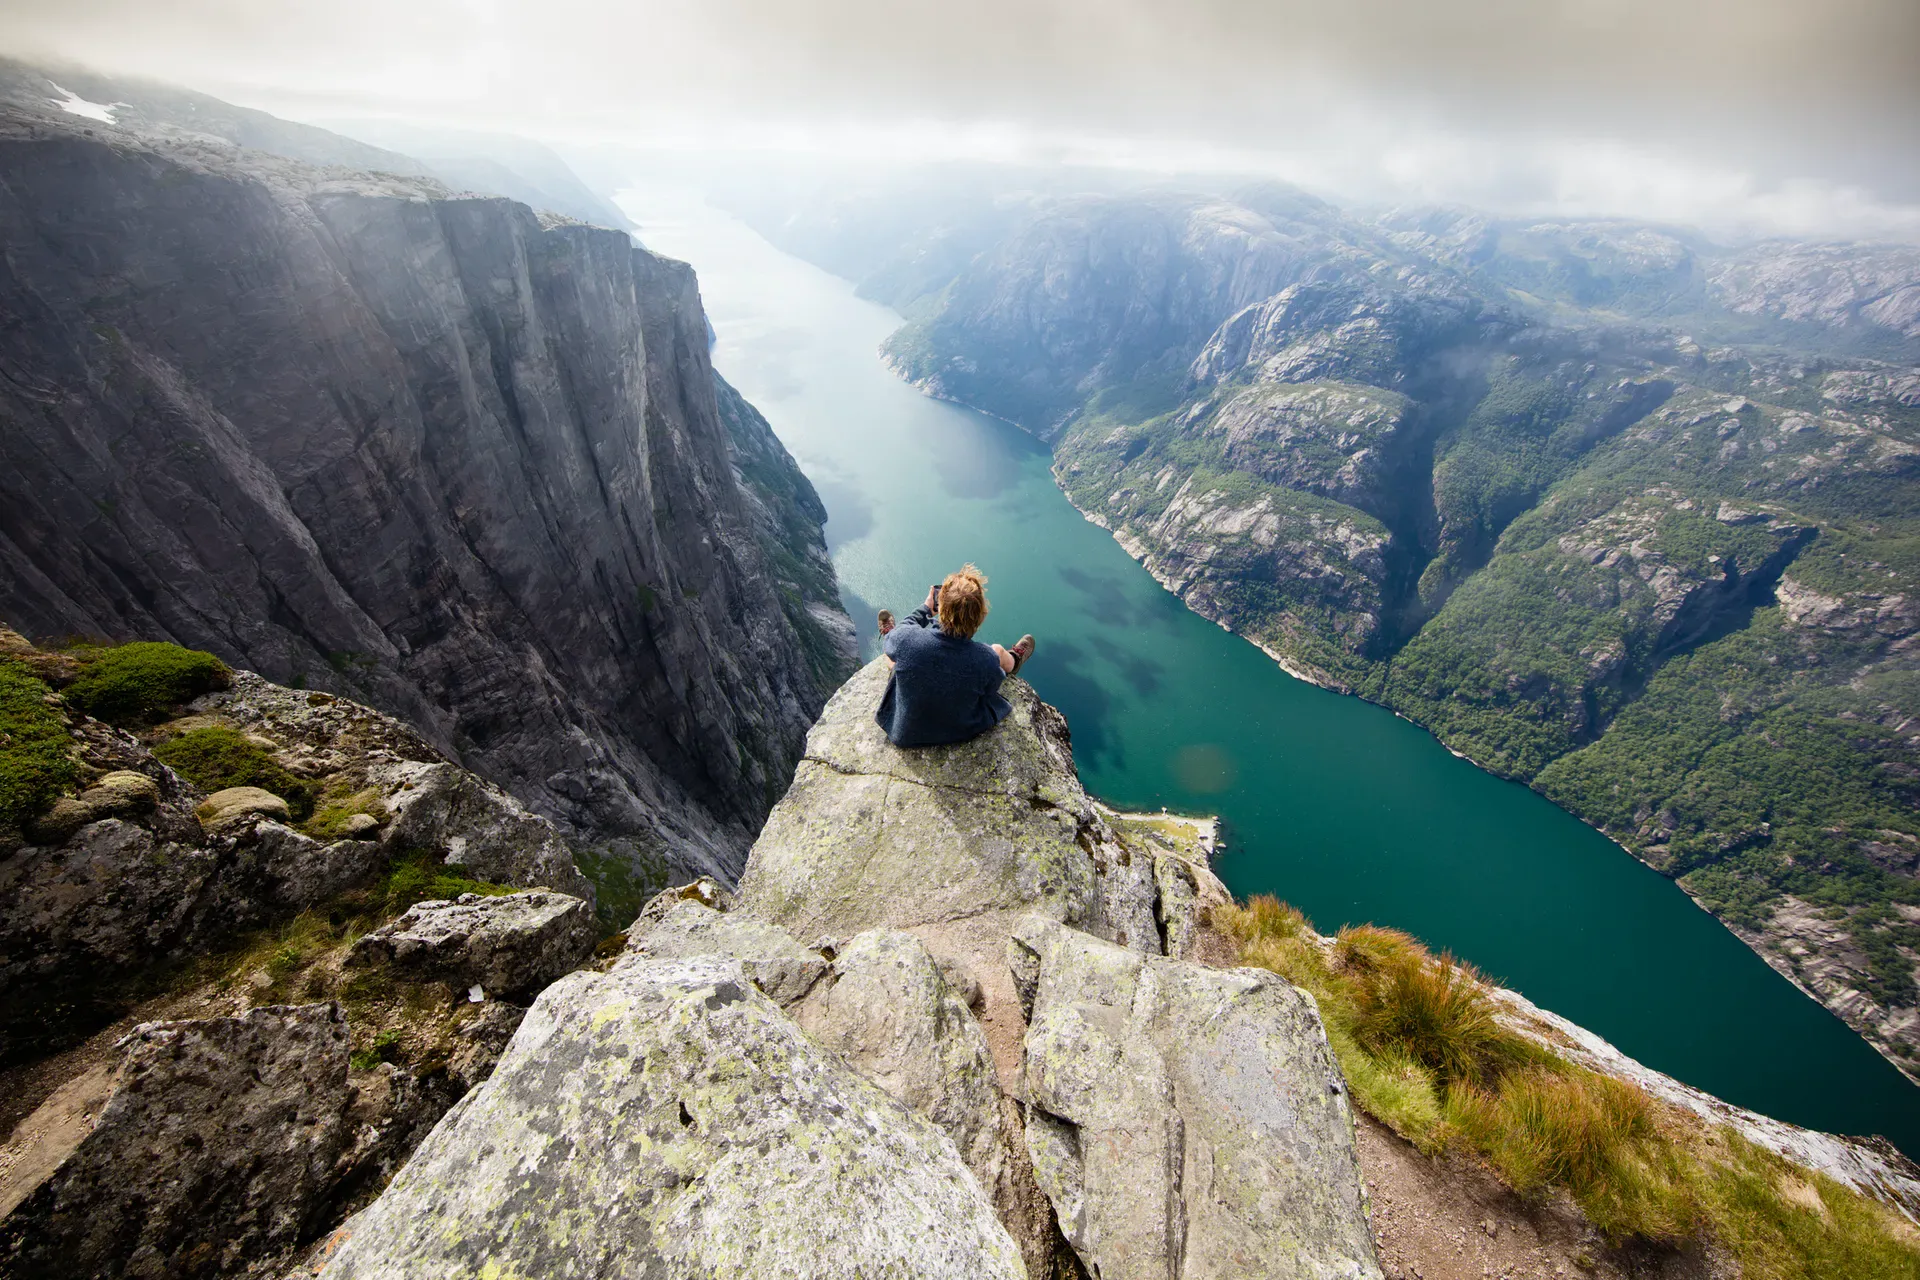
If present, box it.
[0,104,851,891]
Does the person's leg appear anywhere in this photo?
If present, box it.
[993,635,1035,676]
[1009,634,1034,675]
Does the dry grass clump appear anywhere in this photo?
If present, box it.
[1447,1067,1695,1242]
[1336,925,1536,1089]
[1219,895,1920,1277]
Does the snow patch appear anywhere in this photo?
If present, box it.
[46,82,122,124]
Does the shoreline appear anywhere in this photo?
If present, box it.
[860,322,1920,1098]
[1052,470,1920,1090]
[1093,802,1220,859]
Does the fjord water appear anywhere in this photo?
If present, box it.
[618,189,1920,1154]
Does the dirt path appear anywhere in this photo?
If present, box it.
[1356,1114,1715,1280]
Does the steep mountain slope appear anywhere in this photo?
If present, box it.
[733,176,1920,1083]
[316,118,635,231]
[0,57,433,177]
[0,98,853,895]
[0,59,629,232]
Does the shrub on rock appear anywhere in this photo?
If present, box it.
[0,663,77,833]
[63,641,230,726]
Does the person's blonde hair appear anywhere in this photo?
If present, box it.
[938,564,989,640]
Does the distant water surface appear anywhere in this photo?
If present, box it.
[618,188,1920,1156]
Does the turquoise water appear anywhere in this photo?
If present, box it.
[619,189,1920,1156]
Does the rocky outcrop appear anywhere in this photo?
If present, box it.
[2,1004,350,1279]
[0,92,847,893]
[738,664,1377,1278]
[625,897,829,1005]
[0,643,605,1275]
[317,956,1027,1280]
[347,890,597,1001]
[321,660,1377,1279]
[53,657,1915,1279]
[737,659,1173,954]
[1187,279,1496,391]
[0,641,591,1062]
[1017,918,1379,1280]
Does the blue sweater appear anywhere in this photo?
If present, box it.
[874,607,1011,747]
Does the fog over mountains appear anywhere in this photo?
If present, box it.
[6,0,1918,240]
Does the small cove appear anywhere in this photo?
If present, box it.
[619,188,1920,1157]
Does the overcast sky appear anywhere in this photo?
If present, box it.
[6,0,1918,239]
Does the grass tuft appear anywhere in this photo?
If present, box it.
[377,850,510,914]
[62,641,230,726]
[1447,1067,1696,1241]
[303,788,388,840]
[349,1028,404,1072]
[1336,925,1534,1088]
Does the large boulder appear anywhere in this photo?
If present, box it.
[316,956,1025,1280]
[0,1004,350,1279]
[196,785,293,830]
[372,760,593,901]
[624,896,828,1005]
[737,659,1159,951]
[791,929,1016,1209]
[1016,918,1382,1280]
[348,890,597,1001]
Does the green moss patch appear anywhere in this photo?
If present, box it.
[303,788,389,840]
[0,661,79,832]
[349,1029,405,1071]
[378,850,510,914]
[153,725,317,819]
[64,641,230,726]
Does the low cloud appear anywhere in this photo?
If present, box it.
[5,0,1916,240]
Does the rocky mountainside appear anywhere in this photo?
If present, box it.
[0,93,854,900]
[8,656,1916,1278]
[0,629,613,1276]
[726,175,1920,1085]
[314,118,635,231]
[0,59,630,230]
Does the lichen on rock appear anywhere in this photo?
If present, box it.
[316,956,1026,1280]
[348,889,597,1002]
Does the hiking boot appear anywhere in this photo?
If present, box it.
[1009,634,1035,676]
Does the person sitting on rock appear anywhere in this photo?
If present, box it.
[874,564,1035,748]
